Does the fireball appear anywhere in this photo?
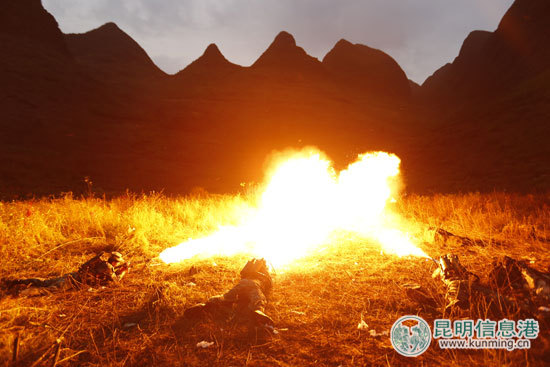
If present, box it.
[159,148,427,268]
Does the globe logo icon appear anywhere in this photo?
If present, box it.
[391,315,432,357]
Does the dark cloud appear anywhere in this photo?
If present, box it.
[42,0,513,83]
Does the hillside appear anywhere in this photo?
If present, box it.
[251,31,326,76]
[0,0,549,198]
[421,0,550,106]
[413,0,550,193]
[323,39,411,103]
[175,44,242,82]
[65,22,165,81]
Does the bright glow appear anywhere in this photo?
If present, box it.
[159,148,427,268]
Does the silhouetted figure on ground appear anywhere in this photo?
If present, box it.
[433,254,550,315]
[2,251,129,296]
[184,258,274,329]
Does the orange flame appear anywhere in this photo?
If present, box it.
[160,148,427,268]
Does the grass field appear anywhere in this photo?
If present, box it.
[0,192,549,366]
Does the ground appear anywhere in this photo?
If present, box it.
[0,192,549,366]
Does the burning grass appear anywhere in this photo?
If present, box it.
[0,192,549,366]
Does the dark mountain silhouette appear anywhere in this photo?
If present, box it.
[412,0,550,193]
[173,43,243,92]
[65,22,164,80]
[178,43,241,75]
[0,2,166,197]
[0,0,68,55]
[165,32,403,188]
[420,30,491,105]
[421,0,550,106]
[1,0,549,198]
[0,0,74,95]
[0,0,81,129]
[496,0,550,78]
[251,31,325,77]
[323,39,411,102]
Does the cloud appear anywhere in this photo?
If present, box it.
[42,0,514,83]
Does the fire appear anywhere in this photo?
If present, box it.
[159,148,427,268]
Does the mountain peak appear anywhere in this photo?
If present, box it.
[252,31,323,73]
[80,22,130,40]
[97,22,121,32]
[271,31,296,48]
[455,30,491,63]
[203,43,223,59]
[185,43,235,68]
[64,22,163,78]
[323,39,410,100]
[421,0,550,105]
[334,39,353,48]
[189,43,234,67]
[176,43,240,79]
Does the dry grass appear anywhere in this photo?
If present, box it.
[0,192,549,366]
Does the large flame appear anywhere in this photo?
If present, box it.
[160,148,427,268]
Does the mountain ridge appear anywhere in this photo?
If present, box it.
[176,43,242,77]
[251,31,326,77]
[64,22,165,79]
[420,0,550,106]
[323,38,411,102]
[1,0,549,197]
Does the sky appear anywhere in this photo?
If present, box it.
[42,0,514,84]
